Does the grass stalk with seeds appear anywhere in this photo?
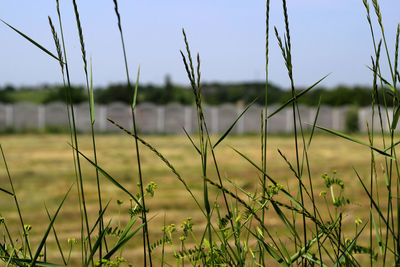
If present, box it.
[111,0,153,265]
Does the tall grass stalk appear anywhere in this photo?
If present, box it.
[54,0,93,264]
[364,6,396,264]
[275,1,309,260]
[111,0,152,265]
[71,2,102,263]
[179,29,263,265]
[363,3,378,263]
[260,1,270,265]
[180,31,214,264]
[368,0,400,264]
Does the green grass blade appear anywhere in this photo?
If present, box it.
[3,249,16,267]
[367,65,396,93]
[391,105,400,129]
[30,185,72,266]
[278,239,292,266]
[315,125,393,158]
[87,220,111,265]
[213,97,258,149]
[89,57,95,125]
[45,206,66,265]
[0,187,13,196]
[132,65,140,110]
[225,177,257,201]
[1,19,61,62]
[89,201,111,236]
[182,127,201,155]
[333,222,368,267]
[231,146,301,209]
[354,168,394,236]
[370,208,383,255]
[203,141,211,215]
[72,145,141,207]
[307,97,322,149]
[252,227,288,265]
[8,258,66,267]
[268,74,329,119]
[383,140,400,152]
[161,214,166,267]
[103,222,145,260]
[118,216,139,242]
[290,216,340,264]
[302,254,328,267]
[271,201,301,243]
[0,250,15,267]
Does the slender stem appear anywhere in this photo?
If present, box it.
[112,1,152,264]
[261,1,270,265]
[0,145,32,259]
[56,1,88,263]
[281,0,306,257]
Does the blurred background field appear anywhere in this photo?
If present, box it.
[0,133,386,264]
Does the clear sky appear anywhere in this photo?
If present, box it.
[1,0,400,89]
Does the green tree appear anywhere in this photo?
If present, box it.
[43,86,87,104]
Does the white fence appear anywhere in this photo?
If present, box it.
[0,102,388,133]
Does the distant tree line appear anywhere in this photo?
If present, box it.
[0,80,393,107]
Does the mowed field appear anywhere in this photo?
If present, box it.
[0,133,390,264]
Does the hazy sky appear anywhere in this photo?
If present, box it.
[1,0,400,89]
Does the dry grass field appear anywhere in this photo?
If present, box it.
[0,133,389,265]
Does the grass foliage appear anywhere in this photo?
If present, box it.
[1,0,400,266]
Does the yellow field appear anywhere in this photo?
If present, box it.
[0,133,390,265]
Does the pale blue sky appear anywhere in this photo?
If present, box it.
[1,0,400,89]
